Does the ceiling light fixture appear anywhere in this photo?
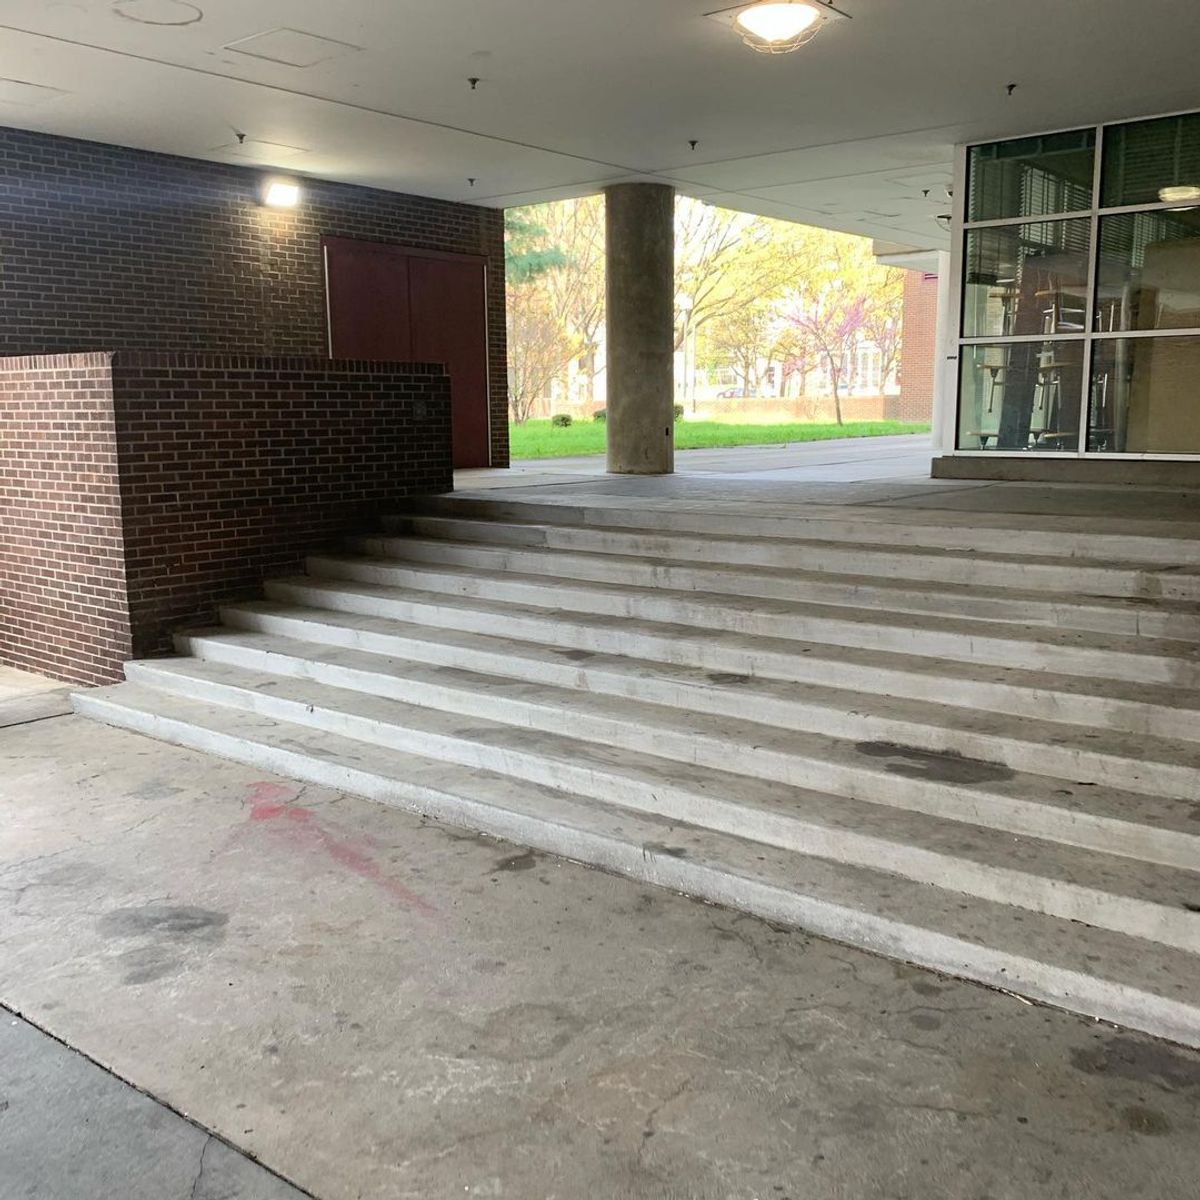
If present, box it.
[1159,184,1200,204]
[261,177,301,208]
[706,1,848,54]
[738,2,821,49]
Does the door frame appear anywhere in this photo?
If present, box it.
[322,236,493,467]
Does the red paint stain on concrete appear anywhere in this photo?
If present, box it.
[246,781,300,821]
[240,781,436,915]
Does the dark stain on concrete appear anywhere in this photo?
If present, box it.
[706,672,752,686]
[1070,1034,1200,1092]
[472,1003,584,1062]
[910,979,950,998]
[98,904,228,986]
[495,850,539,873]
[558,649,595,662]
[909,1013,943,1031]
[116,948,180,986]
[644,842,689,858]
[36,861,105,889]
[99,905,228,940]
[436,825,500,848]
[854,741,1015,785]
[129,781,185,802]
[1122,1105,1173,1136]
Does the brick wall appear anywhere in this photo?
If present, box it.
[0,353,132,685]
[0,351,451,683]
[891,270,940,423]
[112,353,452,658]
[0,125,509,467]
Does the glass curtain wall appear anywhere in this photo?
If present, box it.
[956,111,1200,455]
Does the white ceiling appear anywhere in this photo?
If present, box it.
[2,0,1199,250]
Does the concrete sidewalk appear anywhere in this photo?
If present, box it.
[465,431,934,487]
[1,1009,308,1199]
[2,675,1199,1199]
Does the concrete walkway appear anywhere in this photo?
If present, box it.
[1,1009,308,1199]
[3,666,1200,1198]
[467,431,934,486]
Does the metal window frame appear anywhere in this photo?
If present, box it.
[950,107,1200,459]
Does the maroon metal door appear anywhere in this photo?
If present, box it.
[408,256,490,469]
[324,238,490,469]
[324,239,412,361]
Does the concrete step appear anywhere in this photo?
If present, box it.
[176,627,1200,859]
[302,555,1200,687]
[205,610,1200,774]
[350,533,1200,642]
[402,492,1200,567]
[385,511,1200,601]
[72,682,1200,1048]
[119,656,1200,951]
[240,590,1200,741]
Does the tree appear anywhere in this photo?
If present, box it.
[540,196,606,406]
[504,207,574,422]
[776,232,898,424]
[504,210,568,284]
[507,286,571,424]
[675,201,760,351]
[702,299,778,395]
[787,284,867,424]
[674,200,806,408]
[502,194,904,427]
[860,267,906,390]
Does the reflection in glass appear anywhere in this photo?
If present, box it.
[967,130,1095,222]
[1089,336,1200,453]
[958,341,1084,451]
[962,219,1090,338]
[1095,209,1200,332]
[1101,112,1200,209]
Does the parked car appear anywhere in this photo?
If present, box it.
[716,387,747,398]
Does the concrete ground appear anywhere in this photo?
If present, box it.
[474,431,934,486]
[1,1010,307,1199]
[3,661,1200,1198]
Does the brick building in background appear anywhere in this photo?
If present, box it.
[893,269,941,423]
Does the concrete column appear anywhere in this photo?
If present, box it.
[604,183,675,474]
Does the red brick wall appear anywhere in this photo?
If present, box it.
[0,126,509,467]
[0,353,132,685]
[0,351,451,682]
[111,353,453,658]
[891,270,940,423]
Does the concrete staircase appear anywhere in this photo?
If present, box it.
[74,491,1200,1045]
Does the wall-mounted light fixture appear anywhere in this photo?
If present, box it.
[261,176,301,207]
[705,0,849,54]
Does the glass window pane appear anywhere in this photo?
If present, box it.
[1095,209,1200,332]
[1088,335,1200,453]
[958,341,1084,451]
[1101,112,1200,209]
[962,218,1091,338]
[967,130,1095,222]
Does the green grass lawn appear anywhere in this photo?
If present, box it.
[509,418,931,460]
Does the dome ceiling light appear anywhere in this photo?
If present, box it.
[705,1,850,54]
[1159,185,1200,204]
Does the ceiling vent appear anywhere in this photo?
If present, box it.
[223,28,363,69]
